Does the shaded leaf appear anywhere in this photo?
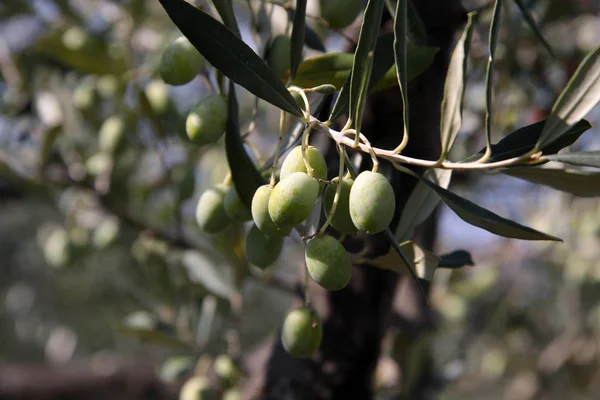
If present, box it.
[349,0,386,132]
[369,240,439,281]
[304,24,326,52]
[392,0,409,148]
[396,169,452,241]
[462,119,591,163]
[483,0,502,157]
[438,250,474,269]
[225,83,267,207]
[439,12,476,160]
[502,167,600,198]
[544,151,600,168]
[290,0,307,79]
[513,0,556,58]
[420,178,561,241]
[180,250,234,299]
[158,0,303,117]
[536,45,600,150]
[211,0,240,36]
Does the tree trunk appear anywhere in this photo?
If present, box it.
[245,1,466,399]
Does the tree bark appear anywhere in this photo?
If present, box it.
[245,1,466,399]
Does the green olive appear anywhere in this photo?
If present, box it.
[268,172,319,228]
[98,115,126,154]
[224,185,252,221]
[349,171,395,234]
[320,0,362,29]
[160,36,206,86]
[281,306,322,358]
[267,35,291,76]
[305,235,351,291]
[179,376,215,400]
[245,224,284,268]
[323,177,358,234]
[213,354,242,387]
[251,185,291,237]
[144,80,170,115]
[280,146,328,182]
[196,184,231,234]
[186,94,228,145]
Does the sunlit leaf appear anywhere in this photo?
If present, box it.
[513,0,556,58]
[349,0,386,132]
[502,167,600,198]
[536,45,600,150]
[158,0,303,117]
[369,240,439,281]
[225,83,267,207]
[420,178,561,241]
[438,250,474,269]
[439,11,476,160]
[544,151,600,168]
[482,0,502,158]
[396,169,452,241]
[290,0,307,79]
[180,250,234,300]
[462,119,591,163]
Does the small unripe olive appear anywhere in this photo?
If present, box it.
[251,185,291,237]
[323,177,358,234]
[281,306,322,358]
[222,389,241,400]
[320,0,362,29]
[349,171,395,234]
[72,77,97,110]
[186,94,228,145]
[245,224,284,268]
[267,35,291,76]
[158,356,195,383]
[213,354,241,388]
[196,184,231,234]
[98,115,126,154]
[305,235,351,291]
[280,146,328,182]
[160,36,205,86]
[145,80,170,115]
[268,172,319,228]
[224,185,252,221]
[44,229,71,268]
[179,376,215,400]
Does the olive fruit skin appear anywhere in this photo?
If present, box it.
[179,376,215,400]
[159,36,205,86]
[267,35,291,76]
[320,0,362,29]
[245,225,284,268]
[268,172,319,228]
[305,235,351,291]
[280,146,328,182]
[213,354,241,387]
[349,171,395,234]
[98,115,126,154]
[323,177,358,234]
[145,80,170,115]
[251,185,291,237]
[281,306,322,358]
[196,184,231,234]
[186,95,228,145]
[224,185,252,221]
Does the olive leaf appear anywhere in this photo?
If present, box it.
[290,0,307,79]
[483,0,502,157]
[396,168,452,241]
[225,83,267,208]
[369,240,439,281]
[419,178,561,241]
[502,167,600,198]
[461,119,591,163]
[438,250,474,269]
[544,151,600,168]
[392,0,409,148]
[304,24,326,52]
[211,0,240,36]
[536,44,600,150]
[158,0,303,117]
[180,250,235,300]
[513,0,556,58]
[349,0,386,132]
[439,11,476,160]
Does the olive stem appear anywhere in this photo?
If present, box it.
[270,110,288,186]
[318,145,347,236]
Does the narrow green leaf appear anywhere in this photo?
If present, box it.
[211,0,240,36]
[115,326,190,348]
[396,169,452,241]
[462,119,591,163]
[158,0,303,117]
[513,0,556,58]
[438,250,474,269]
[482,0,502,159]
[384,230,428,294]
[420,178,561,241]
[502,167,600,198]
[393,0,409,149]
[225,83,267,207]
[349,0,386,132]
[544,151,600,168]
[181,250,234,299]
[439,11,476,160]
[385,0,427,45]
[370,240,439,281]
[290,0,307,79]
[536,45,600,150]
[304,24,326,52]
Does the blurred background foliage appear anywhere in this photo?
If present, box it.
[0,0,599,399]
